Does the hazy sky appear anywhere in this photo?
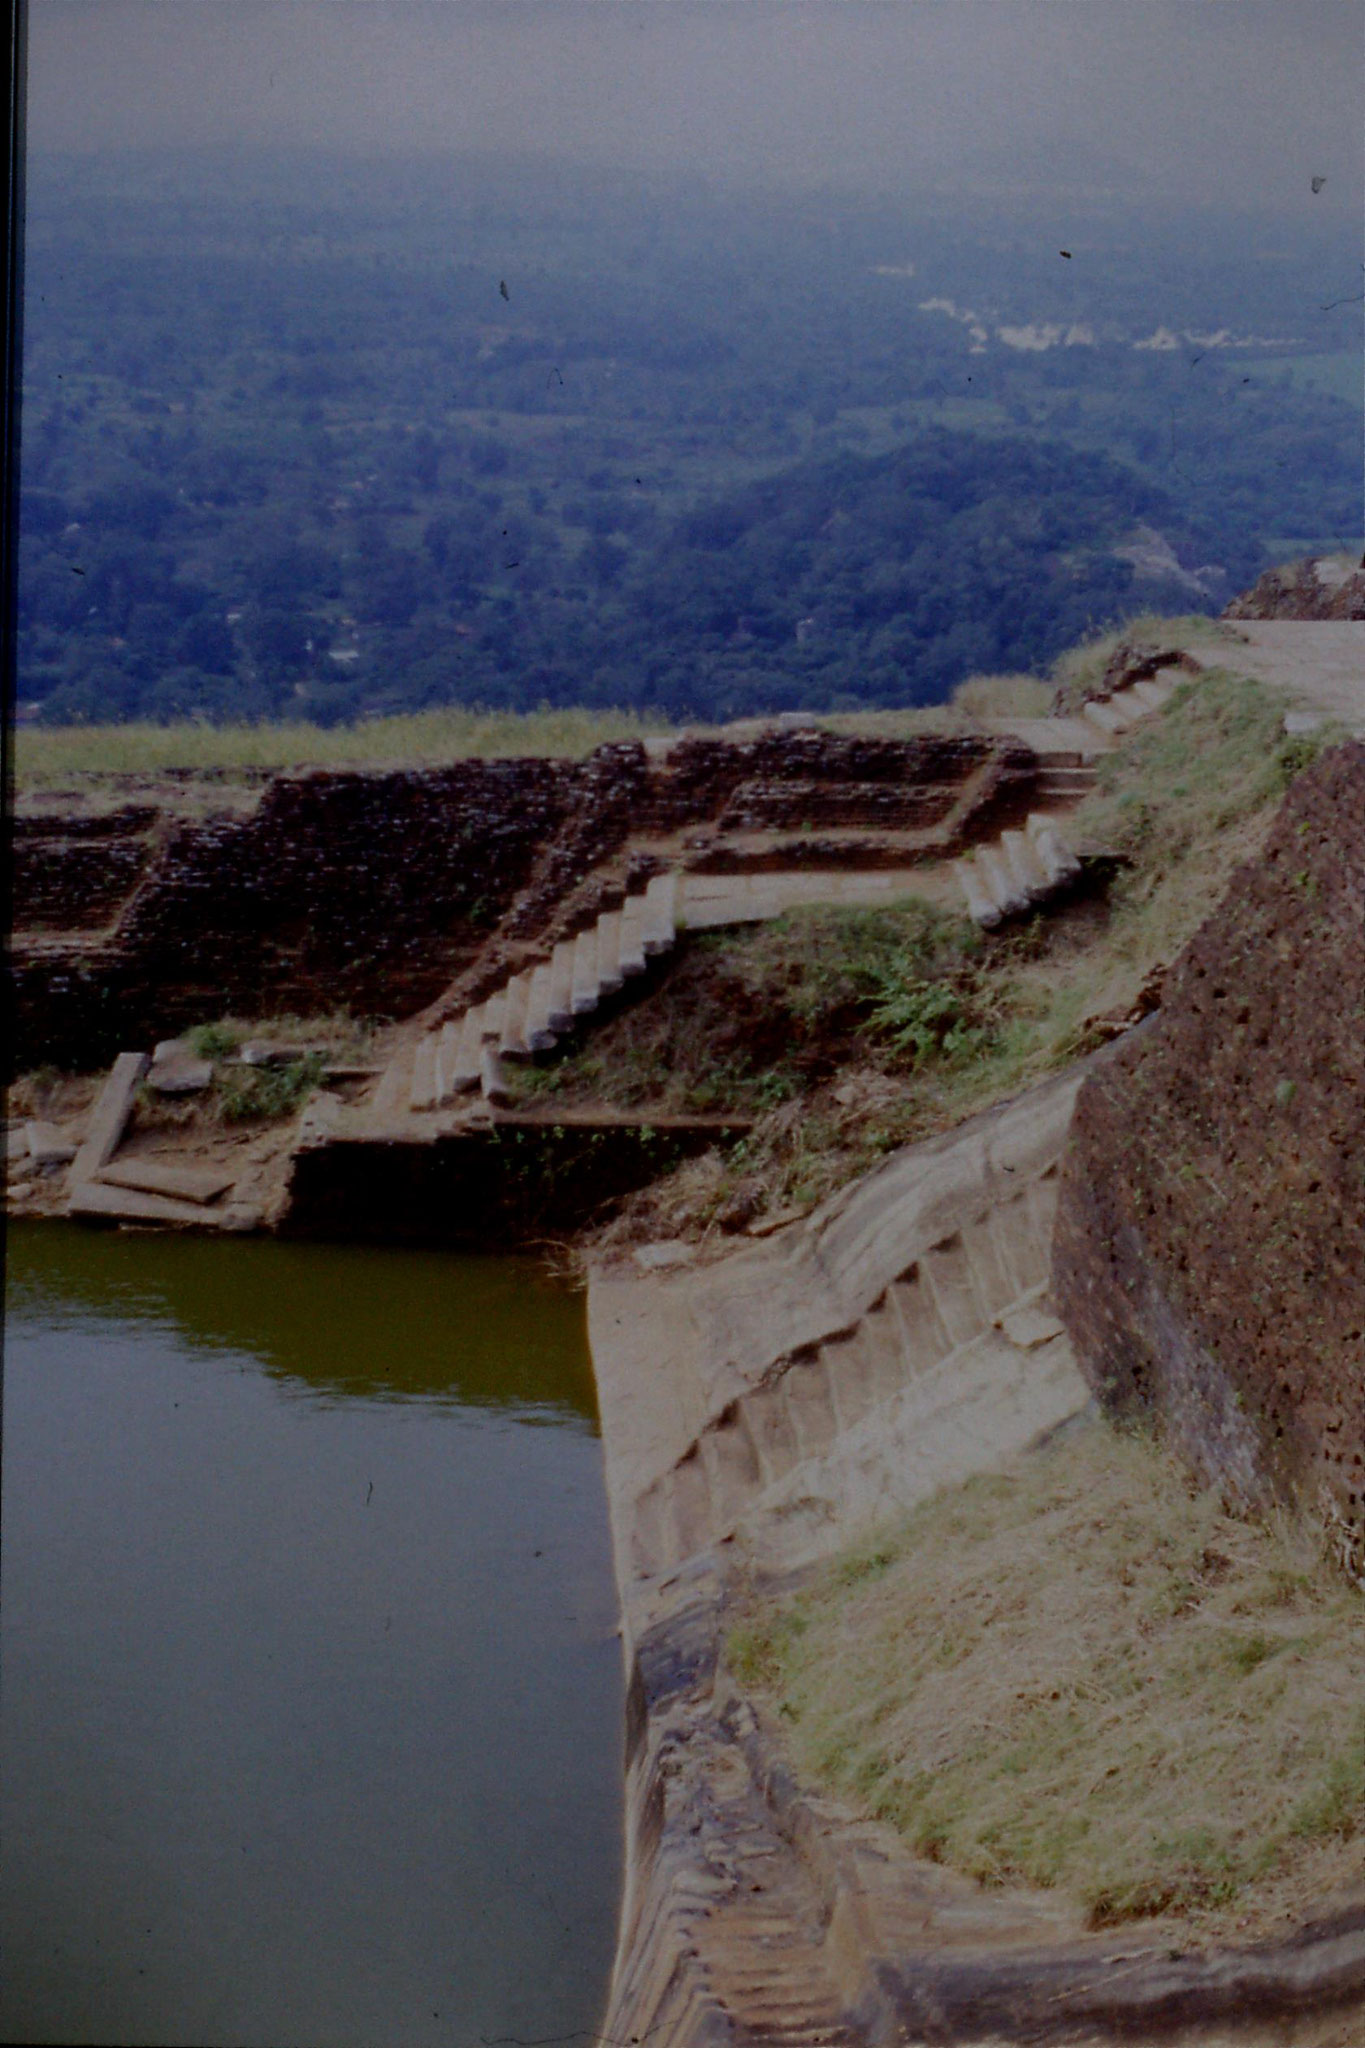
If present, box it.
[26,1,1365,214]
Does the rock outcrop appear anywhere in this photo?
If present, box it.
[1052,741,1365,1579]
[1224,556,1365,622]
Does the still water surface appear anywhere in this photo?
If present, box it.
[1,1223,623,2047]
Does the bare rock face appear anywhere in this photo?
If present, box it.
[1052,741,1365,1579]
[1223,555,1365,621]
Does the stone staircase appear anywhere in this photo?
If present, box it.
[386,870,682,1113]
[952,809,1083,928]
[369,668,1188,1119]
[593,1072,1098,2048]
[625,1173,1071,1587]
[952,666,1183,928]
[1077,664,1182,735]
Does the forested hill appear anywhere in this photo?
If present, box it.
[600,434,1169,718]
[18,152,1364,725]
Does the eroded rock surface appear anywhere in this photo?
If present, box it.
[1224,556,1365,622]
[1053,741,1365,1578]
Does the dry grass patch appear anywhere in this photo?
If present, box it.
[728,1422,1364,1936]
[950,670,1055,721]
[1049,611,1226,705]
[13,706,678,787]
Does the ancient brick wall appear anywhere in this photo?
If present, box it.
[14,807,162,930]
[10,760,578,1072]
[10,729,1037,1075]
[636,730,999,833]
[1052,742,1365,1576]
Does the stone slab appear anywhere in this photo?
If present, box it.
[96,1158,237,1205]
[23,1122,79,1167]
[70,1051,150,1183]
[69,1179,236,1228]
[996,1303,1067,1350]
[634,1240,696,1273]
[146,1058,215,1095]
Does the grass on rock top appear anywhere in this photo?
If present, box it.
[9,628,1195,788]
[726,1420,1365,1938]
[11,705,680,785]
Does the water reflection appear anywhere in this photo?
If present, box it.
[5,1223,598,1417]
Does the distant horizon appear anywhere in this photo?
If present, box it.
[26,2,1365,221]
[22,139,1364,243]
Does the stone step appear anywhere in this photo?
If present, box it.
[447,1007,485,1094]
[595,908,624,994]
[642,870,680,955]
[570,925,600,1015]
[499,971,533,1059]
[432,1018,461,1104]
[617,897,649,977]
[1127,673,1175,712]
[523,962,559,1052]
[921,1235,989,1351]
[961,1211,1025,1319]
[1034,764,1096,794]
[889,1271,955,1372]
[1108,684,1152,723]
[953,857,1001,928]
[1026,813,1082,886]
[1081,695,1134,736]
[783,1357,840,1462]
[1000,827,1050,901]
[480,1044,512,1106]
[368,1038,416,1122]
[439,1015,490,1102]
[480,988,507,1042]
[409,1032,440,1112]
[546,940,577,1031]
[974,843,1030,920]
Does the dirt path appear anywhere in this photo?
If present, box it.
[1191,620,1365,730]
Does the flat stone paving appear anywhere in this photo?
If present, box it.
[1203,620,1365,731]
[681,864,960,928]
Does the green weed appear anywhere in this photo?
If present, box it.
[214,1053,326,1123]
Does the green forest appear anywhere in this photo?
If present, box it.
[18,152,1364,724]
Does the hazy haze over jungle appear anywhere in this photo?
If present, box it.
[19,2,1365,725]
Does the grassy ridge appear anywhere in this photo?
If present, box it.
[11,705,677,785]
[728,1423,1364,1932]
[8,619,1208,788]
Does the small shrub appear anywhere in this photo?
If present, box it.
[214,1053,325,1123]
[187,1020,244,1061]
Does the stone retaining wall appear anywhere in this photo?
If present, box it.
[1052,741,1365,1578]
[11,730,1035,1075]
